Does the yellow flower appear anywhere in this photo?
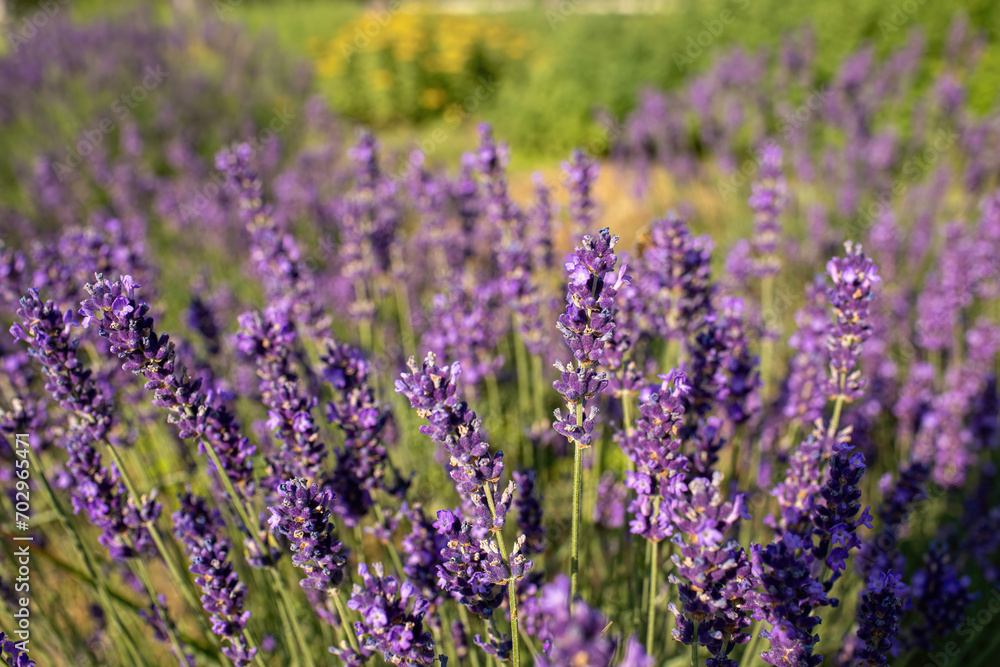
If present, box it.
[372,69,394,91]
[419,88,447,109]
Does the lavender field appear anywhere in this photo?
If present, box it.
[2,2,1000,666]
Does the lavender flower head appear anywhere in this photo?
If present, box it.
[824,242,880,402]
[268,478,349,592]
[12,289,157,560]
[553,228,629,449]
[80,274,256,494]
[173,493,256,666]
[562,149,600,233]
[854,570,906,667]
[669,472,755,666]
[749,144,788,278]
[0,631,34,667]
[347,562,437,666]
[751,533,827,667]
[619,370,690,542]
[521,575,621,667]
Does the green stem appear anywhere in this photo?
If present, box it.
[25,447,148,667]
[760,275,775,401]
[570,401,585,605]
[827,376,847,440]
[201,439,316,667]
[513,330,533,468]
[243,628,269,667]
[458,606,483,667]
[373,501,406,575]
[332,589,361,653]
[531,354,546,428]
[691,622,700,667]
[132,552,188,664]
[485,370,502,431]
[104,444,223,651]
[646,539,659,656]
[483,486,521,667]
[738,623,761,667]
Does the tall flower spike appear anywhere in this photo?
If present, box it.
[553,228,629,449]
[668,472,756,666]
[12,289,157,560]
[173,493,256,667]
[235,306,325,491]
[751,533,827,667]
[554,227,627,604]
[824,242,880,403]
[80,274,257,495]
[811,443,872,580]
[268,478,349,594]
[749,144,788,278]
[395,353,505,521]
[562,149,600,234]
[216,143,323,332]
[635,212,715,342]
[322,341,393,525]
[347,562,437,666]
[618,370,690,542]
[853,570,906,666]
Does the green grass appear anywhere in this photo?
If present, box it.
[231,0,1000,166]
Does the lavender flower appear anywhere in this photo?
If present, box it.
[782,278,829,425]
[592,472,628,529]
[520,575,618,667]
[432,509,506,619]
[512,470,545,556]
[749,144,788,278]
[811,443,872,577]
[80,274,257,495]
[401,504,448,606]
[235,306,325,490]
[267,478,349,593]
[687,296,761,425]
[11,289,157,559]
[853,570,906,666]
[173,493,256,666]
[322,341,393,525]
[618,370,690,542]
[905,544,977,651]
[635,213,715,342]
[553,228,629,449]
[347,562,437,666]
[216,143,323,331]
[751,533,827,667]
[669,472,755,665]
[0,631,34,667]
[824,242,880,402]
[562,149,599,233]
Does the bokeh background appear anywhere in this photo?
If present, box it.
[4,1,1000,666]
